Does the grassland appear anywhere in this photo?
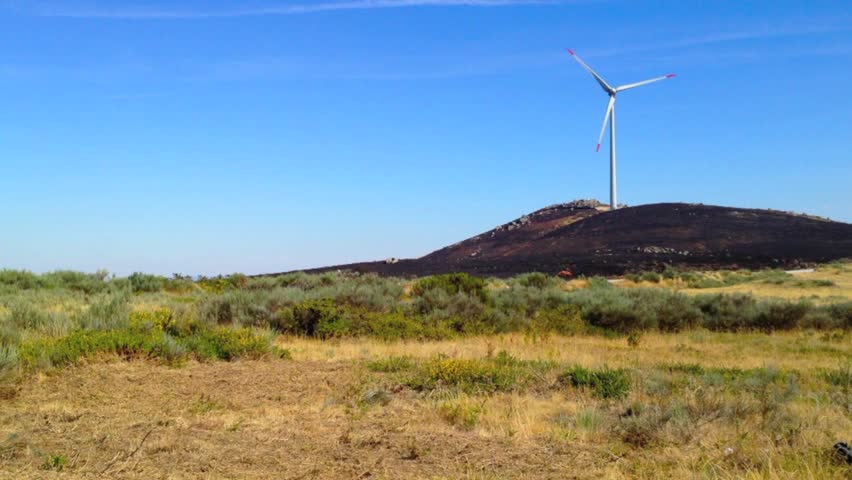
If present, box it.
[0,265,850,479]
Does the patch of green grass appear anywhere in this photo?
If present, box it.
[660,362,705,375]
[17,324,274,370]
[821,365,852,388]
[41,453,67,471]
[366,356,416,373]
[191,394,220,414]
[574,407,605,432]
[560,365,631,400]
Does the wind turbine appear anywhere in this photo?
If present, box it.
[567,49,676,210]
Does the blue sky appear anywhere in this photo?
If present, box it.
[1,0,851,276]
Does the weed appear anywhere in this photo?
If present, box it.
[367,356,416,373]
[438,399,483,428]
[42,453,67,471]
[560,365,631,400]
[191,394,220,414]
[574,407,605,432]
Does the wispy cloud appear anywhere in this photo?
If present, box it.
[19,0,567,19]
[582,23,852,59]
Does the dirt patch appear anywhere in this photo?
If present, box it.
[0,360,605,479]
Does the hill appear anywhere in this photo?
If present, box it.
[288,201,852,277]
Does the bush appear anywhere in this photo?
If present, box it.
[362,311,454,341]
[405,353,537,394]
[128,272,166,293]
[695,294,762,331]
[754,301,811,331]
[41,270,111,294]
[183,327,272,361]
[640,272,662,283]
[197,274,249,293]
[0,270,43,290]
[560,365,631,400]
[514,272,556,289]
[567,287,652,332]
[291,299,345,338]
[532,304,585,335]
[824,302,852,329]
[76,292,131,330]
[412,273,487,302]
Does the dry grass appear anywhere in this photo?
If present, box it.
[1,331,849,479]
[620,262,852,303]
[2,265,851,478]
[280,331,851,371]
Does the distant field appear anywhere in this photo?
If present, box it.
[0,266,850,478]
[604,261,852,303]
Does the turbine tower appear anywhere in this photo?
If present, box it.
[567,49,676,210]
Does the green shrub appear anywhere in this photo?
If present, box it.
[0,270,43,290]
[291,299,344,338]
[42,270,111,294]
[695,294,762,331]
[824,302,852,329]
[8,302,53,330]
[412,273,487,302]
[567,287,651,332]
[128,272,166,293]
[560,365,631,400]
[532,304,585,335]
[754,301,810,331]
[363,311,454,341]
[196,274,249,293]
[405,354,535,394]
[183,327,272,361]
[76,292,131,331]
[640,272,662,283]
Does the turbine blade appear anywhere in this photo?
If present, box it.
[566,49,614,94]
[596,96,615,152]
[616,74,676,92]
